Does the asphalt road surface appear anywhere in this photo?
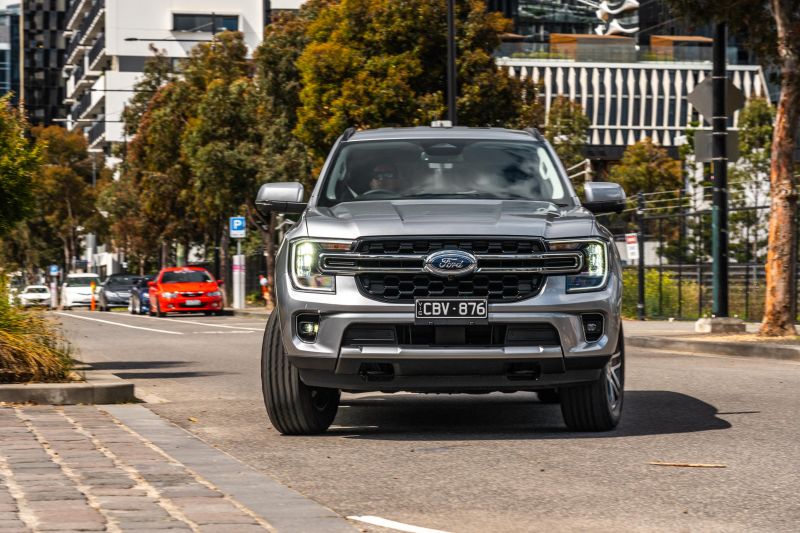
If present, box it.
[55,310,800,533]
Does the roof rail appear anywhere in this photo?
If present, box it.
[341,127,357,141]
[524,127,544,141]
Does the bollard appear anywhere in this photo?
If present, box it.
[90,280,96,311]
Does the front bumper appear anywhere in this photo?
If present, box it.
[161,296,223,313]
[276,263,622,392]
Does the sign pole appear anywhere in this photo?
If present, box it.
[229,216,247,310]
[711,22,729,318]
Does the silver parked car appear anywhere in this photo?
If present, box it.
[255,126,626,435]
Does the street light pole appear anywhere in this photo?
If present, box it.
[711,22,729,317]
[446,0,457,125]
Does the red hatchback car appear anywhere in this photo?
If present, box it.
[148,267,224,316]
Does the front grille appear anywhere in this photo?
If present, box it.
[178,291,203,297]
[356,238,545,255]
[357,272,543,302]
[342,323,560,347]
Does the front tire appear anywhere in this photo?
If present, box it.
[261,312,339,435]
[560,330,624,431]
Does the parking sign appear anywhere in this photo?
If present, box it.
[49,264,59,276]
[229,216,246,239]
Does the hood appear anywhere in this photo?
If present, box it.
[303,200,597,241]
[158,282,219,293]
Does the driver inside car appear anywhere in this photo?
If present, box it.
[368,163,402,192]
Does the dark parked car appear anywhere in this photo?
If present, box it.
[129,276,154,315]
[97,274,140,311]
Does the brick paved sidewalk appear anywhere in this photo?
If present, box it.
[0,406,354,533]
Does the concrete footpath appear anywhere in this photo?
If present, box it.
[0,404,355,533]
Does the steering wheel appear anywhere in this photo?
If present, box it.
[360,188,395,197]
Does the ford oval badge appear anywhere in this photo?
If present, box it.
[424,250,477,277]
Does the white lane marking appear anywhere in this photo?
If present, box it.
[191,330,254,335]
[125,313,263,331]
[55,312,183,335]
[347,516,452,533]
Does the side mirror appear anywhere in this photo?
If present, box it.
[147,281,156,288]
[217,279,224,286]
[255,182,306,216]
[583,182,626,214]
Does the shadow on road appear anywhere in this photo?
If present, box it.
[113,371,232,379]
[83,360,189,371]
[329,390,731,439]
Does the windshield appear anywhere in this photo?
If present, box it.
[161,270,213,283]
[24,287,48,294]
[65,277,98,287]
[106,275,138,288]
[318,139,571,207]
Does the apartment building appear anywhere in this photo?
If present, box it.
[62,0,284,153]
[22,0,67,125]
[0,3,20,102]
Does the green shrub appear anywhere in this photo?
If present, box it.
[0,280,73,383]
[622,268,701,320]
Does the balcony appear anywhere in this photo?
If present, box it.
[78,0,105,46]
[65,0,90,31]
[87,119,105,149]
[88,34,107,72]
[71,90,92,120]
[65,30,86,65]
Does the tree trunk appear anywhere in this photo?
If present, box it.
[760,3,799,336]
[160,240,170,269]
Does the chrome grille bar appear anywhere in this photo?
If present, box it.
[319,251,583,275]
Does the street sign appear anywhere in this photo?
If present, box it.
[49,264,60,276]
[625,233,639,262]
[229,216,246,239]
[694,130,740,163]
[686,77,745,122]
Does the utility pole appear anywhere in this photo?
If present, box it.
[446,0,457,125]
[711,22,729,318]
[637,192,645,321]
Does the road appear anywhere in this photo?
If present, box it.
[55,310,800,533]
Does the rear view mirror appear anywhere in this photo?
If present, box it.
[583,182,626,214]
[147,281,156,288]
[255,182,306,216]
[217,279,224,286]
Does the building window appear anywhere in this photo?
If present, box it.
[173,14,238,33]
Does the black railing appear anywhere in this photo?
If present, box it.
[72,90,92,119]
[65,30,84,62]
[88,34,106,68]
[78,0,104,42]
[87,119,105,146]
[65,0,87,29]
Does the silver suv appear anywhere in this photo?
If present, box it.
[255,126,626,434]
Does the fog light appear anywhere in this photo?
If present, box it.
[582,314,604,342]
[296,314,320,343]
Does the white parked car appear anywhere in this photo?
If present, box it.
[18,285,52,308]
[61,273,100,309]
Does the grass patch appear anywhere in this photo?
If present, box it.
[0,281,74,383]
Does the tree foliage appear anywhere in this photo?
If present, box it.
[0,96,41,236]
[607,138,682,195]
[543,96,589,170]
[295,0,541,158]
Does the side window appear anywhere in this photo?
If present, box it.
[537,147,565,200]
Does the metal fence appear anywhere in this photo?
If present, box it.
[601,178,780,322]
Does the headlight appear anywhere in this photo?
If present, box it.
[550,239,609,293]
[162,292,177,299]
[290,239,352,292]
[207,291,222,297]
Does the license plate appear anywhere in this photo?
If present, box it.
[185,299,202,306]
[415,298,487,322]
